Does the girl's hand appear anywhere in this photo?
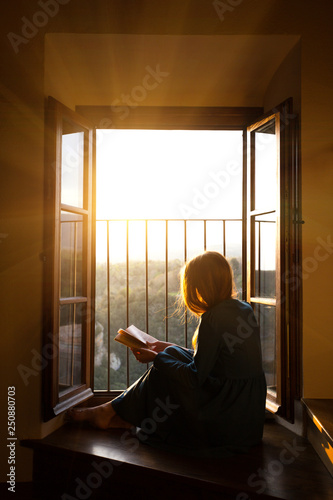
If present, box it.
[147,340,175,353]
[131,347,158,363]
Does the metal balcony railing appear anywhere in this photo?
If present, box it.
[94,219,242,392]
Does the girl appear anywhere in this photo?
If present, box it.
[68,251,266,456]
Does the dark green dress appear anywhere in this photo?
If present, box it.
[111,299,267,456]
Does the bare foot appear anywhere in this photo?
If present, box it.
[66,402,132,430]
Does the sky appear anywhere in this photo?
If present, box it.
[95,129,244,262]
[96,129,243,220]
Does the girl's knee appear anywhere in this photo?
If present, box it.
[164,345,179,356]
[164,345,193,362]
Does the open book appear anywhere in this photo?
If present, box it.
[114,325,158,350]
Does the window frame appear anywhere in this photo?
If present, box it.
[43,101,301,422]
[246,99,301,420]
[247,112,282,410]
[43,97,95,420]
[78,105,262,406]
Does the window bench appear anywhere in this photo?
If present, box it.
[21,419,333,500]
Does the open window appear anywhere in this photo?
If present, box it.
[246,100,301,419]
[43,97,95,419]
[43,99,301,422]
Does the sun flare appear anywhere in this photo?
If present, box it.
[95,129,243,262]
[96,129,243,220]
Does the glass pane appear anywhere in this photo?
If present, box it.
[255,304,276,396]
[167,221,185,347]
[254,118,277,211]
[59,303,83,394]
[60,211,84,298]
[61,122,84,208]
[254,212,276,298]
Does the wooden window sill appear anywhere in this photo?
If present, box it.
[21,419,333,499]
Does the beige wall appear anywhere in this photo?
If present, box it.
[1,0,332,483]
[301,30,333,398]
[44,33,299,108]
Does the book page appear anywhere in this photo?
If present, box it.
[115,331,146,349]
[114,325,158,349]
[125,325,158,345]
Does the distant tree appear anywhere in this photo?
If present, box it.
[94,255,243,390]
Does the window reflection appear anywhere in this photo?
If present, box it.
[61,126,84,208]
[59,303,83,393]
[255,303,276,396]
[254,119,277,211]
[60,211,83,298]
[254,212,276,299]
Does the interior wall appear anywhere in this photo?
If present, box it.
[44,33,299,109]
[300,29,333,398]
[1,0,333,484]
[264,41,301,114]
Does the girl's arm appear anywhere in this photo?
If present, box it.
[132,340,190,363]
[131,347,157,363]
[148,340,192,353]
[153,313,221,389]
[148,340,176,353]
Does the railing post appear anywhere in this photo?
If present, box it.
[126,220,129,387]
[107,220,110,392]
[94,218,242,392]
[165,219,169,343]
[145,220,149,335]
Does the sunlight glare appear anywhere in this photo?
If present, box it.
[95,129,246,263]
[96,129,243,220]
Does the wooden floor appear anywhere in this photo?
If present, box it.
[21,419,333,500]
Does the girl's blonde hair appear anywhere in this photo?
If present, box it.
[181,251,236,316]
[180,252,236,349]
